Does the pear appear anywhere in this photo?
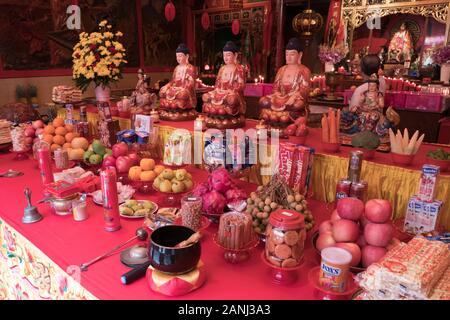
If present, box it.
[153,177,162,189]
[172,180,185,193]
[161,169,174,180]
[159,180,172,193]
[183,179,193,191]
[125,200,138,207]
[175,169,187,181]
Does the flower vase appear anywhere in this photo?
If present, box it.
[324,62,334,73]
[95,85,111,102]
[440,63,450,84]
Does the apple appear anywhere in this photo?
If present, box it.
[295,117,307,126]
[336,197,364,221]
[116,155,132,173]
[270,114,279,122]
[360,214,370,230]
[280,115,289,123]
[316,233,336,251]
[128,152,140,166]
[364,222,393,247]
[285,124,297,136]
[330,209,341,222]
[24,127,35,138]
[319,220,333,234]
[365,199,392,223]
[357,234,367,247]
[112,142,128,158]
[332,219,359,242]
[102,155,116,169]
[362,245,387,268]
[335,242,362,267]
[32,120,45,129]
[35,128,44,136]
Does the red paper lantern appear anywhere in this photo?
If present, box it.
[231,19,240,35]
[165,1,176,22]
[201,11,210,30]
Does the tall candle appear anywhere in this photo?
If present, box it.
[37,144,54,186]
[100,168,121,232]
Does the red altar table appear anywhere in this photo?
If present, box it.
[0,153,333,300]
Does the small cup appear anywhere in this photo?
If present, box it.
[72,194,88,221]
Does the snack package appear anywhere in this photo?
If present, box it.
[277,142,314,195]
[417,165,440,202]
[163,131,192,166]
[97,119,120,148]
[356,237,450,300]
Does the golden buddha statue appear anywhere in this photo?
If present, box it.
[259,38,311,136]
[159,43,198,121]
[202,41,246,129]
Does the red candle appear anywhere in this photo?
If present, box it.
[100,167,121,232]
[37,144,54,186]
[398,79,404,91]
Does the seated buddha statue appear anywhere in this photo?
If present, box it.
[202,41,246,129]
[159,43,198,121]
[259,38,311,136]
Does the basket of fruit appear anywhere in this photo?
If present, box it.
[245,174,315,239]
[426,148,450,172]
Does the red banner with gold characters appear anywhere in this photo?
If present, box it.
[324,0,342,48]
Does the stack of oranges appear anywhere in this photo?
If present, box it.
[41,117,79,152]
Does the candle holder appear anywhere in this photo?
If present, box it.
[324,72,344,101]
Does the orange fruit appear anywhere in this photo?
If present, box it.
[52,118,65,128]
[55,127,67,136]
[53,135,65,146]
[140,158,156,171]
[43,134,54,144]
[140,170,156,182]
[65,124,74,132]
[64,132,78,143]
[43,125,55,135]
[62,143,72,150]
[51,143,61,152]
[154,165,165,175]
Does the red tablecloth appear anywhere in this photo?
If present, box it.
[86,105,450,172]
[0,153,333,300]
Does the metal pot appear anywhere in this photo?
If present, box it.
[49,193,80,216]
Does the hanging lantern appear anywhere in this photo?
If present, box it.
[231,19,240,35]
[165,1,176,22]
[229,0,243,10]
[292,8,323,40]
[201,11,210,30]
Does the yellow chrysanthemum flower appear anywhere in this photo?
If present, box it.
[99,20,108,27]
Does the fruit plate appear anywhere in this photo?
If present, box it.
[311,231,366,274]
[152,183,196,206]
[119,200,158,219]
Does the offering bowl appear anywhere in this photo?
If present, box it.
[149,225,201,275]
